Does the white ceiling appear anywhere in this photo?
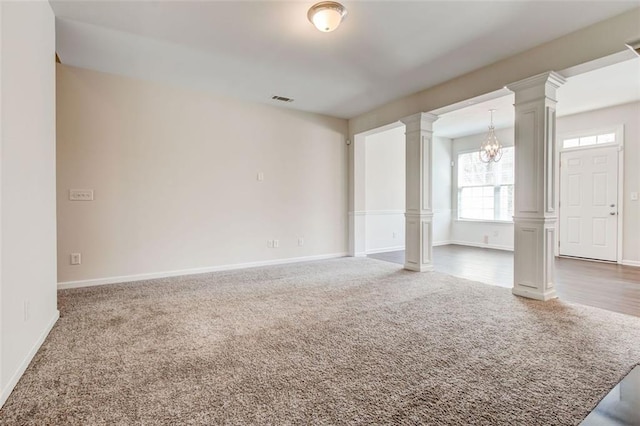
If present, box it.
[433,57,640,139]
[50,1,639,119]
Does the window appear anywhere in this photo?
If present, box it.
[457,147,514,221]
[563,132,615,149]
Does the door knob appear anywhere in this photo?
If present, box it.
[610,204,615,207]
[610,212,616,215]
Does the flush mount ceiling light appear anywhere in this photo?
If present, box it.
[479,109,503,163]
[308,1,347,32]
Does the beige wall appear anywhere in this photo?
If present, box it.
[56,65,348,285]
[1,1,58,406]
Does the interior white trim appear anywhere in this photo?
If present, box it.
[58,252,348,290]
[364,241,453,255]
[366,245,405,255]
[0,310,60,409]
[449,240,514,252]
[454,218,514,225]
[621,260,640,268]
[351,210,404,216]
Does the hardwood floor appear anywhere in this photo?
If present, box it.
[368,245,640,317]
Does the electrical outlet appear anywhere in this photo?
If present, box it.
[257,172,264,182]
[267,240,273,248]
[392,232,397,239]
[631,192,639,201]
[69,189,94,201]
[70,253,82,265]
[298,237,304,246]
[273,239,279,248]
[483,235,489,244]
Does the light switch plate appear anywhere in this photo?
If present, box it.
[69,189,94,201]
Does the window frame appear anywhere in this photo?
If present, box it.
[455,146,515,223]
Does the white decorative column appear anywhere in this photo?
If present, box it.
[507,71,566,301]
[348,133,367,257]
[400,113,438,272]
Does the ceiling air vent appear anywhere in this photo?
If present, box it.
[271,95,294,103]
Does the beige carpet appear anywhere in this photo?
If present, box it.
[1,257,639,425]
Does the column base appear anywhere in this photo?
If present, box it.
[513,216,557,301]
[404,262,434,272]
[512,286,558,301]
[404,212,434,273]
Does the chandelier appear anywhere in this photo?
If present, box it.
[479,109,503,163]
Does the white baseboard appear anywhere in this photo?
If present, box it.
[365,241,452,255]
[58,252,348,290]
[0,310,59,409]
[433,240,452,247]
[350,210,404,216]
[449,241,514,252]
[365,245,405,254]
[621,259,640,267]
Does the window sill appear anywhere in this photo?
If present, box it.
[455,219,514,224]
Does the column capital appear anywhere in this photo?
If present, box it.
[507,71,566,92]
[507,71,566,104]
[400,112,438,133]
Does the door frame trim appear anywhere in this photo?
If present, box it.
[556,125,624,263]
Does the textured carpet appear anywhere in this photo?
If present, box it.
[1,257,639,425]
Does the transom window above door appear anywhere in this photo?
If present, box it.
[563,132,616,149]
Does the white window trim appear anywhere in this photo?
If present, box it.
[455,146,515,223]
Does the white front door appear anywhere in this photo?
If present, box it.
[559,146,618,261]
